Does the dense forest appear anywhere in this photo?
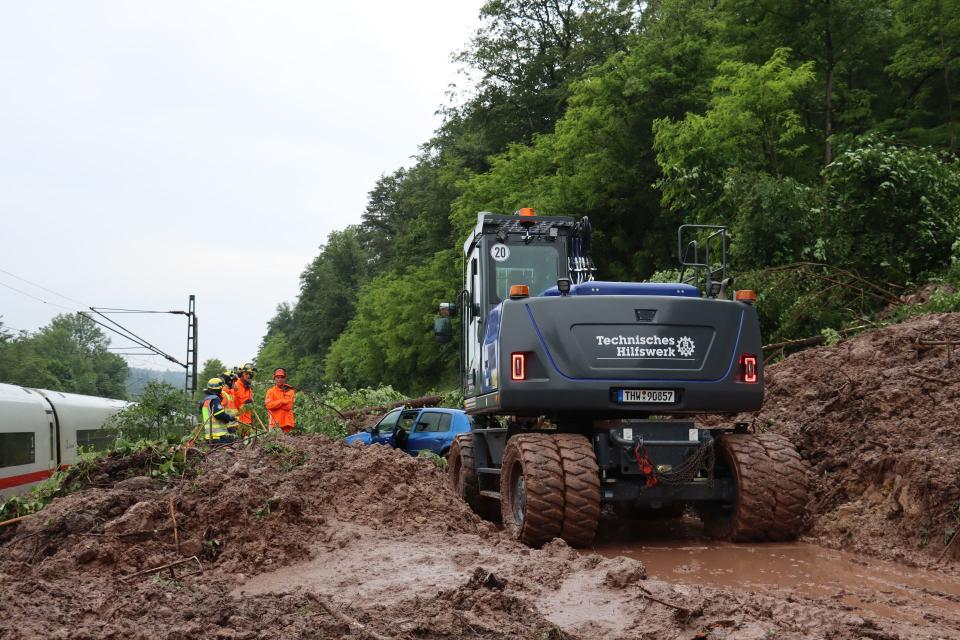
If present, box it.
[257,0,958,395]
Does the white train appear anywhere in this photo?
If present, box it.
[0,383,128,499]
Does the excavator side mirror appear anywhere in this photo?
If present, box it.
[438,301,458,317]
[434,317,453,343]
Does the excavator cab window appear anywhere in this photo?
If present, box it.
[492,245,561,302]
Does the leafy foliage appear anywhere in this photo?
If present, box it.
[417,449,448,470]
[106,381,195,443]
[818,136,960,283]
[195,358,226,400]
[262,383,409,440]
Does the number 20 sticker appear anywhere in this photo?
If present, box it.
[491,244,510,262]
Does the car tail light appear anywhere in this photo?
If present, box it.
[740,354,758,384]
[511,353,526,381]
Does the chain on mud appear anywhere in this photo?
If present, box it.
[654,440,714,485]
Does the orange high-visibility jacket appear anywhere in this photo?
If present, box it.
[233,379,254,425]
[265,385,295,429]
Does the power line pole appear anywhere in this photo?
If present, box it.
[81,296,199,395]
[185,295,198,395]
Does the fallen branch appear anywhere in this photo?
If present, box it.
[117,526,172,539]
[0,514,31,528]
[938,529,960,563]
[763,324,875,352]
[306,592,391,640]
[168,496,180,555]
[763,335,825,352]
[636,584,692,616]
[119,556,202,583]
[906,371,952,385]
[339,395,444,420]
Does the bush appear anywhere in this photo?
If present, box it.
[293,384,408,440]
[820,136,960,284]
[106,381,195,444]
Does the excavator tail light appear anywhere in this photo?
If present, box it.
[740,354,758,384]
[511,353,526,381]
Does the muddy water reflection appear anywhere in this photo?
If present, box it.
[594,517,960,623]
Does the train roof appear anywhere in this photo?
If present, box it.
[0,382,128,409]
[0,383,48,406]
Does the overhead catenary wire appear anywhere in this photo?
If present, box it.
[94,307,188,315]
[0,266,88,307]
[0,280,79,313]
[79,310,186,368]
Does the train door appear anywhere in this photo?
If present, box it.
[0,385,54,498]
[35,390,126,465]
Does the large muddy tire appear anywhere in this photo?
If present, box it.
[500,434,565,547]
[554,433,601,547]
[698,433,809,542]
[754,433,810,540]
[449,434,500,522]
[449,434,480,510]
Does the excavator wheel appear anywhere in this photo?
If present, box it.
[754,433,810,540]
[449,434,500,522]
[500,434,565,547]
[553,433,601,547]
[698,433,810,541]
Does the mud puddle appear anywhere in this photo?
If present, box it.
[596,517,960,625]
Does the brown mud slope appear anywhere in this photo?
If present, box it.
[757,312,960,566]
[0,437,483,577]
[4,434,958,639]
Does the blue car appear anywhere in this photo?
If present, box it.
[344,407,472,456]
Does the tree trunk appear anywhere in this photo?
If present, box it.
[940,32,957,153]
[823,0,835,166]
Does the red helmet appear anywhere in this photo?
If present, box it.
[273,368,287,378]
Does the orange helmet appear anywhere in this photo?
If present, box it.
[273,368,287,378]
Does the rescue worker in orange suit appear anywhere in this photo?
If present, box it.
[265,368,296,433]
[233,363,256,436]
[220,369,239,421]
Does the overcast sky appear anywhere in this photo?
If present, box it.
[0,1,483,377]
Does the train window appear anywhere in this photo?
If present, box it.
[77,429,115,452]
[0,432,35,468]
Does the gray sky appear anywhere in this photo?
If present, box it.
[0,1,482,375]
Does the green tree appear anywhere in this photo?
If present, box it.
[888,0,960,151]
[445,0,635,169]
[324,250,461,392]
[195,358,225,398]
[819,135,960,282]
[292,227,370,361]
[255,335,296,385]
[718,0,895,164]
[107,380,194,442]
[654,48,816,265]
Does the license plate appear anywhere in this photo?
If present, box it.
[618,389,675,404]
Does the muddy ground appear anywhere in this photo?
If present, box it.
[2,313,960,639]
[753,312,960,569]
